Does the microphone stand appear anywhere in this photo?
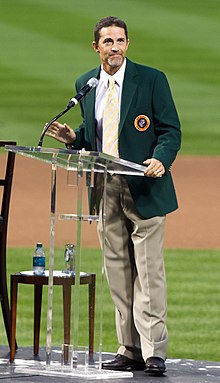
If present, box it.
[37,104,73,147]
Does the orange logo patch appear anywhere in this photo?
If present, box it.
[134,115,150,131]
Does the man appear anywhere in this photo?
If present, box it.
[46,16,181,376]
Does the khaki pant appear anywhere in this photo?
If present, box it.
[97,175,168,362]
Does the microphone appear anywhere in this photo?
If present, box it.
[67,77,98,108]
[37,77,98,147]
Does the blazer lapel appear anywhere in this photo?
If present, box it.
[85,67,100,149]
[119,59,138,136]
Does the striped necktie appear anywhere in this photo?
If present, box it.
[102,76,119,157]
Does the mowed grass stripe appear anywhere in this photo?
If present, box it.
[0,1,220,151]
[0,248,220,361]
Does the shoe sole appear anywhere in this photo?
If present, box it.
[102,364,145,371]
[145,368,166,376]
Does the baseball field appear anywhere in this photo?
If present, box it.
[0,0,219,362]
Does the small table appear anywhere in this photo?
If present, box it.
[10,271,96,363]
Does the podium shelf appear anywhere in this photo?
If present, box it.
[58,214,99,222]
[5,146,145,176]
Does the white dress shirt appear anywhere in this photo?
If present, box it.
[95,58,126,152]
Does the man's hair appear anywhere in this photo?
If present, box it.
[94,16,128,44]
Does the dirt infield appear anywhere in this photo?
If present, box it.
[2,154,220,249]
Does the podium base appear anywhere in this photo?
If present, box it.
[1,346,220,382]
[4,347,133,380]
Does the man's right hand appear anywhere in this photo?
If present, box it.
[45,121,76,144]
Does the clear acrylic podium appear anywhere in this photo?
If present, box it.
[6,145,145,379]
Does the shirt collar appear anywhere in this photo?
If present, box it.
[100,58,126,88]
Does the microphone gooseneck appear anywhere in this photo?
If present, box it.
[67,77,98,108]
[37,77,98,147]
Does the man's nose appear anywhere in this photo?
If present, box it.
[111,43,119,51]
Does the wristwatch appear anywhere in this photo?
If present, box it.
[65,143,75,150]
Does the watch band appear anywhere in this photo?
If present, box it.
[65,143,75,150]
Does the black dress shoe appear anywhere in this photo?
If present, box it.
[102,354,145,371]
[145,357,166,375]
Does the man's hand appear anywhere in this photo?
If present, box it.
[143,158,165,178]
[45,121,76,144]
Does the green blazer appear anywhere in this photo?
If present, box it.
[73,59,181,219]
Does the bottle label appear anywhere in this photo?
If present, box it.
[64,244,75,272]
[33,256,45,267]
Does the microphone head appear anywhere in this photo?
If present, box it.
[87,77,98,88]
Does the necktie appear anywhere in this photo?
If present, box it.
[102,76,119,157]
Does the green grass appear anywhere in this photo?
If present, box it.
[0,0,220,155]
[1,0,220,364]
[1,248,220,362]
[166,249,220,361]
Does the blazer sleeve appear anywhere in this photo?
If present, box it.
[69,79,86,149]
[151,71,181,171]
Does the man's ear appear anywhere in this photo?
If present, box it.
[92,41,99,53]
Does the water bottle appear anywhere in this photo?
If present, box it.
[64,244,75,274]
[33,243,45,275]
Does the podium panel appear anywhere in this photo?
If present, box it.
[6,145,145,379]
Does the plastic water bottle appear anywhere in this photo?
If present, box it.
[64,244,76,274]
[33,243,45,275]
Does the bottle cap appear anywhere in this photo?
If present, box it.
[65,244,74,248]
[36,243,43,248]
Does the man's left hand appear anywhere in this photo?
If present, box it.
[143,158,165,178]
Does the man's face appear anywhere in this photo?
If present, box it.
[93,26,129,74]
